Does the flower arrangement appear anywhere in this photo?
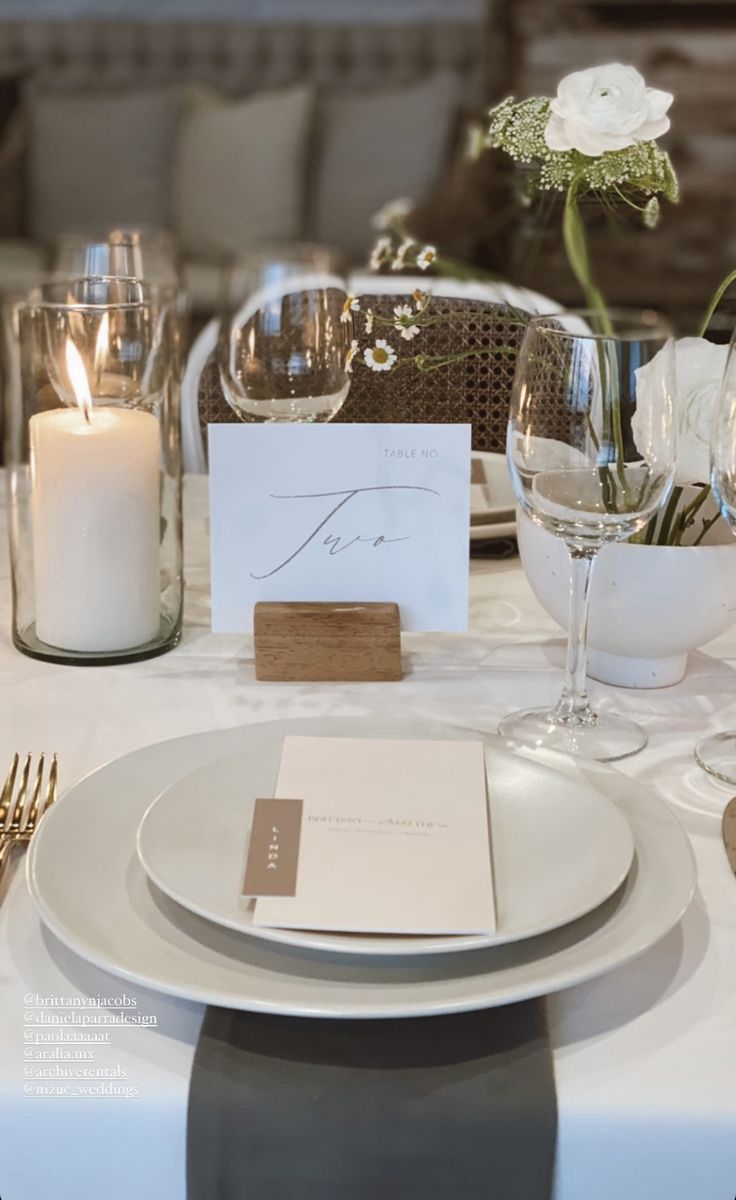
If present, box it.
[485,64,678,328]
[356,64,736,549]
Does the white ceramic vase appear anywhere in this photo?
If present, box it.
[517,507,736,688]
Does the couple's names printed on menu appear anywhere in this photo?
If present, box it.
[208,423,471,632]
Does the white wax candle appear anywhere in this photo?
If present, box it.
[30,407,161,653]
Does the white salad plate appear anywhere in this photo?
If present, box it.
[470,451,516,534]
[136,737,634,956]
[27,718,696,1019]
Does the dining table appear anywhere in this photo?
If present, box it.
[1,472,735,1200]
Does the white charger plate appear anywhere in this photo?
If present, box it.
[136,741,634,956]
[27,718,696,1019]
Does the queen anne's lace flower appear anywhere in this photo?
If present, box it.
[364,339,397,372]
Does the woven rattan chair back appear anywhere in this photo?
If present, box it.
[198,294,575,457]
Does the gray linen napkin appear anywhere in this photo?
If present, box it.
[187,1001,557,1199]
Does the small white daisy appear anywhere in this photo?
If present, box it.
[416,245,437,271]
[340,295,360,323]
[369,236,392,270]
[372,197,413,230]
[345,338,359,372]
[392,303,420,340]
[391,239,415,272]
[364,309,374,334]
[363,339,397,372]
[412,288,429,312]
[398,323,420,341]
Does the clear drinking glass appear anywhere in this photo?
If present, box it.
[3,276,182,664]
[695,329,736,783]
[216,244,351,423]
[500,309,678,761]
[51,226,181,290]
[51,226,187,378]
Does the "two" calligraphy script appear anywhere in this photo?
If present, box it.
[250,485,440,580]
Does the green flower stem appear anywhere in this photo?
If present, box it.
[562,184,613,335]
[414,344,519,372]
[562,183,633,514]
[697,268,736,338]
[641,514,657,544]
[433,256,500,282]
[656,485,683,546]
[354,344,518,377]
[672,483,710,543]
[693,512,721,546]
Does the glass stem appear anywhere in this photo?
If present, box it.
[553,546,598,724]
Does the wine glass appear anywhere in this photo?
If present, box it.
[31,276,173,411]
[695,328,736,783]
[500,309,678,761]
[51,226,181,291]
[216,244,351,423]
[51,226,187,376]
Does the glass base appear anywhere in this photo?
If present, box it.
[694,732,736,786]
[498,706,648,762]
[14,615,182,666]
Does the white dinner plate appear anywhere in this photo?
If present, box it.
[136,741,635,956]
[471,452,516,524]
[27,718,696,1019]
[470,519,517,543]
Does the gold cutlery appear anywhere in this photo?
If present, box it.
[0,753,58,881]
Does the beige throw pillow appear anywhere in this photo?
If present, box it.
[26,85,184,242]
[310,72,460,261]
[173,86,312,258]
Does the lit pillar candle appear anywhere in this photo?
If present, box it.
[30,340,160,653]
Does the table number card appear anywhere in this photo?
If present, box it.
[208,423,471,632]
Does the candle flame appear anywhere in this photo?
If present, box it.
[65,338,93,423]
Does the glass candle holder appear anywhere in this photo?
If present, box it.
[3,276,183,664]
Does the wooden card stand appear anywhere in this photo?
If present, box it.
[253,601,402,683]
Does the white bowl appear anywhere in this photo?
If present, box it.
[518,506,736,688]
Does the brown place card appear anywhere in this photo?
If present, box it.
[253,601,402,683]
[242,797,303,897]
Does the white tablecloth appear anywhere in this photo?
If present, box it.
[1,476,736,1199]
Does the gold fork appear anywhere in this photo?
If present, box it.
[0,754,58,880]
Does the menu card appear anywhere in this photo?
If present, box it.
[248,736,496,936]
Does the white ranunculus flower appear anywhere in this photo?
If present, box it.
[544,64,673,157]
[634,337,728,486]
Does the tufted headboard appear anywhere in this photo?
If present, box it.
[0,12,505,102]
